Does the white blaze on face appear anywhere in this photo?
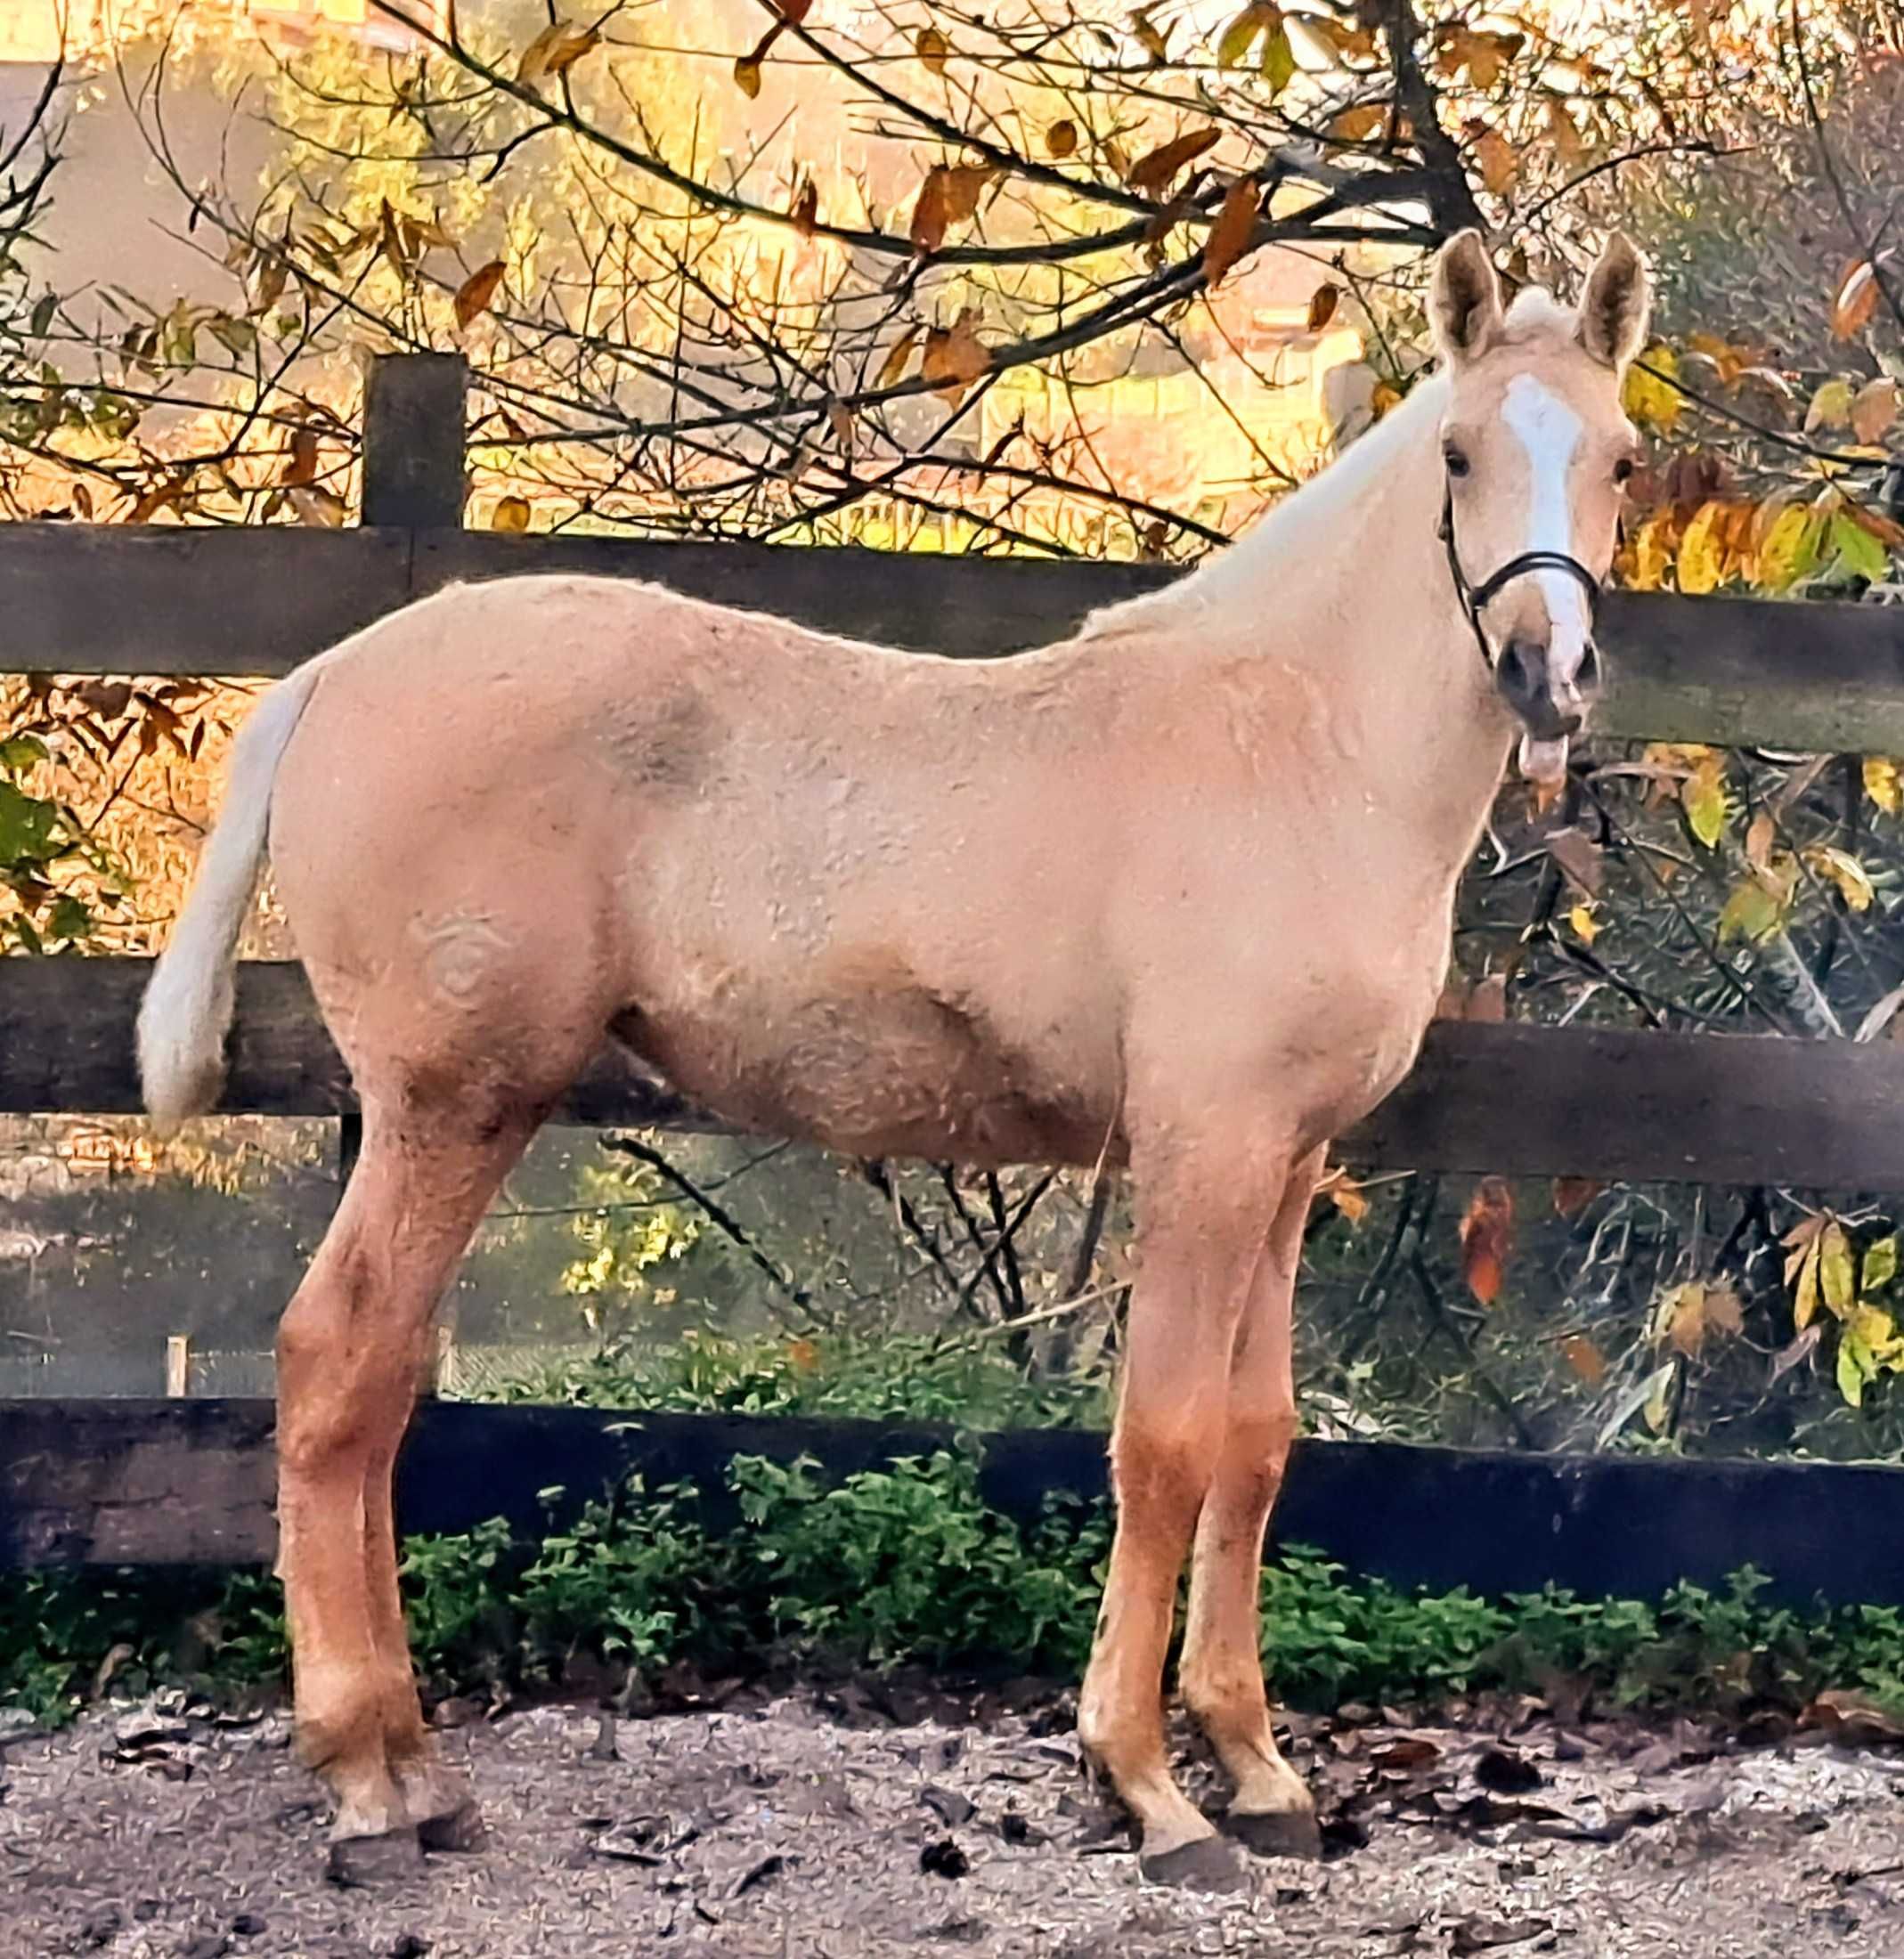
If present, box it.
[1501,373,1589,786]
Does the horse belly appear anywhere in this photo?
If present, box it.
[622,978,1113,1167]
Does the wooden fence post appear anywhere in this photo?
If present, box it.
[337,354,472,1194]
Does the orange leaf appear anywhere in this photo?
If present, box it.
[1328,102,1387,142]
[876,326,920,389]
[1201,175,1259,289]
[1468,123,1518,197]
[920,307,989,405]
[1833,259,1881,341]
[453,259,506,330]
[517,19,599,85]
[1560,1334,1607,1385]
[1460,1176,1515,1305]
[1126,126,1221,196]
[790,178,819,240]
[491,494,531,533]
[1551,1176,1602,1221]
[1046,119,1078,159]
[1306,282,1340,332]
[915,25,949,74]
[908,164,997,254]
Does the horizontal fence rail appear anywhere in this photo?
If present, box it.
[10,1397,1904,1606]
[4,522,1902,752]
[9,959,1904,1191]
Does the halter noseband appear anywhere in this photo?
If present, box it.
[1438,476,1604,670]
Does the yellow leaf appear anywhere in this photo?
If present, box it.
[915,24,949,73]
[1675,499,1729,595]
[733,52,763,96]
[1805,843,1876,913]
[1201,175,1259,289]
[1217,0,1279,67]
[1865,756,1902,816]
[1567,902,1599,945]
[1626,513,1674,591]
[1754,503,1821,593]
[1127,126,1222,196]
[1833,259,1880,341]
[1680,752,1729,848]
[1792,1231,1823,1329]
[1306,283,1340,332]
[1852,377,1900,444]
[1823,1221,1857,1315]
[1623,346,1681,432]
[1805,378,1856,434]
[452,259,506,331]
[491,494,531,533]
[517,20,598,85]
[1046,119,1078,159]
[1717,874,1783,944]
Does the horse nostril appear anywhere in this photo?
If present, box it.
[1497,640,1538,707]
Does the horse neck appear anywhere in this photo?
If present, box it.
[1171,377,1513,849]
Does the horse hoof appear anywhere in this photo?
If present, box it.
[417,1798,485,1854]
[1137,1833,1246,1892]
[1224,1806,1322,1861]
[327,1826,425,1887]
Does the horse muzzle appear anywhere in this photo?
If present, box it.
[1497,637,1599,786]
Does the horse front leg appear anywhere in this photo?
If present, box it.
[1077,1129,1291,1889]
[1179,1144,1324,1857]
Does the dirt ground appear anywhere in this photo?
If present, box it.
[5,1679,1904,1959]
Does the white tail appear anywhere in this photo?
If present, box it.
[138,660,329,1134]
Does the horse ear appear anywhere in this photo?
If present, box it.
[1430,231,1503,366]
[1578,233,1652,370]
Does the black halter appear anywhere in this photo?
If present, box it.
[1438,476,1604,670]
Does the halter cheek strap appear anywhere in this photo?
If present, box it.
[1438,477,1604,670]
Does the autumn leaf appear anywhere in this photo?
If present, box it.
[453,259,506,330]
[1560,1334,1607,1386]
[1822,1220,1857,1316]
[491,494,531,533]
[1130,5,1169,61]
[1567,902,1599,945]
[288,485,346,529]
[517,19,599,86]
[1658,1279,1744,1359]
[1306,283,1340,332]
[1216,0,1279,67]
[825,396,855,452]
[909,164,998,253]
[734,52,763,96]
[281,425,320,488]
[1327,102,1387,142]
[1316,1163,1368,1225]
[1829,508,1892,584]
[1805,377,1856,433]
[1046,120,1078,159]
[1865,757,1903,816]
[1852,377,1900,445]
[1545,99,1586,166]
[1717,874,1786,945]
[790,177,819,240]
[1625,512,1674,590]
[876,327,920,389]
[1865,1235,1900,1294]
[1260,18,1296,96]
[1680,750,1729,848]
[1467,124,1518,198]
[1754,503,1822,593]
[1202,175,1259,289]
[1675,499,1729,595]
[1623,346,1680,432]
[915,24,949,73]
[1551,1176,1602,1221]
[1745,809,1775,871]
[1459,1176,1514,1305]
[920,308,989,405]
[1439,25,1522,87]
[1805,843,1876,912]
[1832,259,1880,341]
[1126,126,1221,196]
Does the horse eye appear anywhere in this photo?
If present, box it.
[1613,458,1634,485]
[1444,447,1470,480]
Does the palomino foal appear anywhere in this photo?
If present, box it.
[140,231,1650,1886]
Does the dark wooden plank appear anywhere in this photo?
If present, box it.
[362,355,468,530]
[3,516,1900,753]
[7,958,1904,1192]
[0,525,412,678]
[12,1396,1904,1607]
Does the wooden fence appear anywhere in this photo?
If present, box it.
[6,354,1904,1583]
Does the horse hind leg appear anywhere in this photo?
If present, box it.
[273,1085,545,1876]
